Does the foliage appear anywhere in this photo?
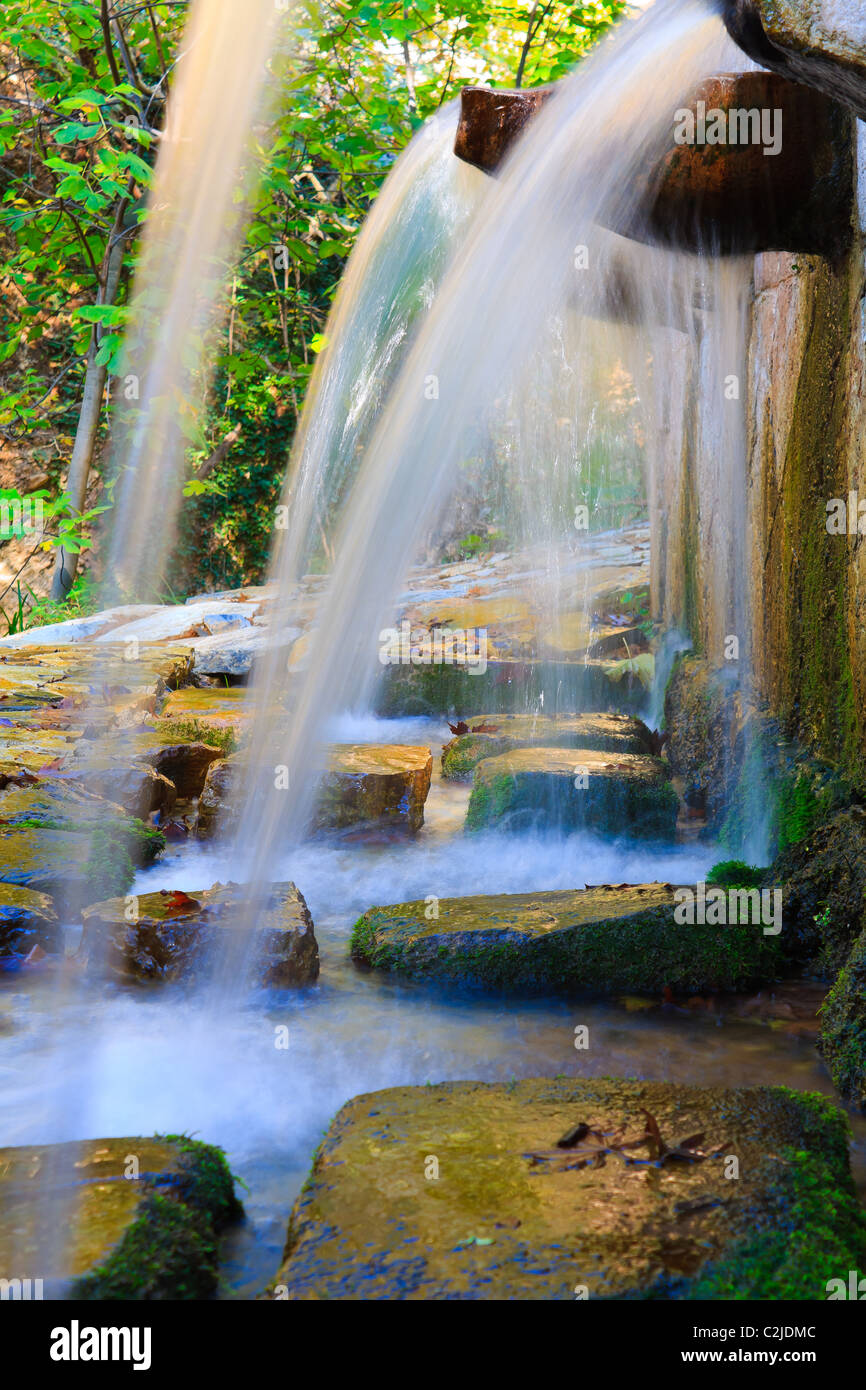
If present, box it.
[1,0,629,600]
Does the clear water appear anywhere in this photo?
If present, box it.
[2,719,863,1297]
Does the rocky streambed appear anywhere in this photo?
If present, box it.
[2,532,866,1299]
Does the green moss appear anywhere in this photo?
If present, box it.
[73,1136,242,1301]
[707,860,765,889]
[819,929,866,1109]
[351,890,784,995]
[156,717,236,756]
[84,819,165,901]
[777,772,833,852]
[687,1134,866,1300]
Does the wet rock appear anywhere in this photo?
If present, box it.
[722,0,866,123]
[465,746,678,837]
[0,883,60,957]
[768,808,866,972]
[819,928,866,1110]
[313,745,433,835]
[70,762,177,821]
[441,712,652,780]
[0,777,164,908]
[636,71,854,258]
[195,757,236,838]
[79,881,319,987]
[351,883,782,993]
[273,1078,864,1300]
[377,656,647,718]
[454,85,553,174]
[0,1135,242,1299]
[196,745,434,839]
[138,741,223,799]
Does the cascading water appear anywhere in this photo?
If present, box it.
[4,0,830,1303]
[231,0,751,911]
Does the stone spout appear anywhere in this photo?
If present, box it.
[454,73,853,259]
[719,0,866,123]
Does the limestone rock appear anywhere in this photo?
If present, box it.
[351,883,782,994]
[465,746,678,836]
[79,881,319,987]
[313,745,433,835]
[441,712,652,780]
[274,1079,865,1299]
[0,883,60,957]
[0,1135,242,1298]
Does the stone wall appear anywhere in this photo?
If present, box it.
[664,119,866,790]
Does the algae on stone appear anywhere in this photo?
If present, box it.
[465,746,678,837]
[273,1078,863,1300]
[0,1134,242,1300]
[351,883,782,994]
[441,712,652,780]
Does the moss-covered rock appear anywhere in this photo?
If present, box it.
[0,777,164,907]
[441,712,652,780]
[0,1134,242,1299]
[819,928,866,1110]
[465,746,678,837]
[351,884,783,994]
[376,656,648,718]
[768,807,866,972]
[79,881,319,987]
[0,883,60,957]
[273,1079,864,1300]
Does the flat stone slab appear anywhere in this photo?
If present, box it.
[351,884,783,993]
[376,656,650,718]
[161,686,253,733]
[442,713,652,779]
[196,745,433,839]
[0,776,164,908]
[465,746,677,836]
[0,883,60,958]
[273,1078,865,1300]
[0,1135,241,1298]
[79,881,319,987]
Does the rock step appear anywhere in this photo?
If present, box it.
[197,744,433,839]
[351,884,783,993]
[465,746,677,837]
[79,881,318,987]
[0,776,164,910]
[273,1078,866,1300]
[0,883,60,960]
[441,712,653,779]
[0,1135,242,1298]
[376,656,652,719]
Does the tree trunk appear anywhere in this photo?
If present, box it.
[50,216,125,601]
